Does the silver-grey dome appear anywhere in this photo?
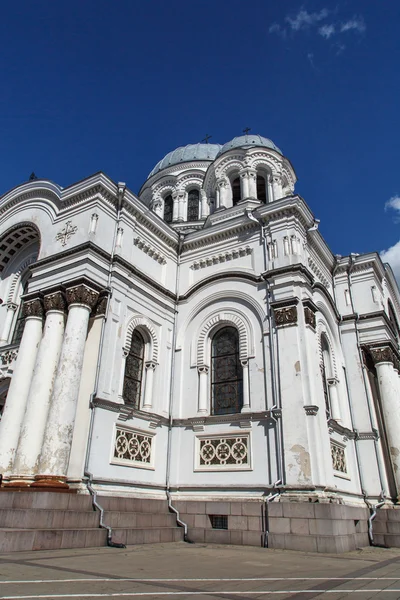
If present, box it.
[217,134,282,156]
[148,143,222,178]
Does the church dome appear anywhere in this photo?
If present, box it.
[148,143,222,178]
[216,134,282,157]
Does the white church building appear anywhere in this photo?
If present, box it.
[0,134,400,553]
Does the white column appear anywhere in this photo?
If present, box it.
[248,169,257,198]
[0,303,18,345]
[172,192,179,222]
[271,174,282,201]
[178,191,186,222]
[0,297,43,476]
[217,179,229,209]
[34,283,99,486]
[239,170,249,199]
[327,378,341,421]
[198,366,209,414]
[372,348,400,494]
[143,361,157,409]
[241,359,250,412]
[200,190,209,218]
[152,199,163,218]
[12,291,66,480]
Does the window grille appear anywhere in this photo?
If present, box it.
[211,327,243,415]
[163,195,173,223]
[187,189,200,221]
[209,515,228,529]
[123,330,145,408]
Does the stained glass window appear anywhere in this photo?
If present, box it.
[232,177,241,205]
[123,330,145,408]
[163,195,173,223]
[211,327,243,415]
[187,189,199,221]
[257,175,267,203]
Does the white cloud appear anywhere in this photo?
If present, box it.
[381,241,400,284]
[286,8,329,31]
[319,24,335,39]
[269,22,286,37]
[385,195,400,213]
[340,17,366,33]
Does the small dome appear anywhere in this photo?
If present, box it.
[217,134,282,156]
[148,143,222,178]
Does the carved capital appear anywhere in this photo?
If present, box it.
[65,284,99,310]
[0,349,18,365]
[94,291,109,316]
[122,347,129,358]
[198,365,209,375]
[217,178,228,189]
[304,306,316,329]
[5,302,18,312]
[240,359,249,368]
[327,377,339,387]
[22,298,44,319]
[273,305,298,327]
[370,346,394,366]
[44,291,67,313]
[304,405,319,416]
[145,361,157,371]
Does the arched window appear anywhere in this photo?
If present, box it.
[388,301,400,339]
[187,189,200,221]
[320,335,332,417]
[123,330,145,408]
[211,327,243,415]
[232,177,241,205]
[257,175,267,203]
[163,195,173,223]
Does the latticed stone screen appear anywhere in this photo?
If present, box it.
[113,426,154,469]
[196,434,251,471]
[331,440,347,474]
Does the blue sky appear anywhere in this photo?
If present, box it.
[1,1,399,277]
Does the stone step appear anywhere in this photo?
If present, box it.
[0,508,100,530]
[112,527,184,545]
[104,511,176,528]
[0,491,93,511]
[97,496,168,513]
[0,526,184,553]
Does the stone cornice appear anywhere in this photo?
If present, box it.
[112,255,176,301]
[264,263,314,286]
[92,397,169,426]
[31,241,111,270]
[312,282,340,321]
[178,271,262,302]
[328,419,356,440]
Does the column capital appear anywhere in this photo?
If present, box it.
[240,358,249,367]
[273,305,298,327]
[22,297,44,319]
[65,283,99,310]
[145,361,157,371]
[5,302,18,312]
[216,177,228,188]
[327,377,339,387]
[94,290,110,316]
[43,290,67,314]
[198,365,209,374]
[369,346,395,366]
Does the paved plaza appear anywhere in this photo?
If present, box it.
[1,543,400,599]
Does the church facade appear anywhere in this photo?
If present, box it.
[0,134,400,551]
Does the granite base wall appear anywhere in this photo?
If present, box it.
[174,500,371,553]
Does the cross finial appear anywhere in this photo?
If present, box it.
[243,127,251,136]
[202,134,212,144]
[29,172,38,181]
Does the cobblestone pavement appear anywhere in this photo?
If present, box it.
[1,543,400,599]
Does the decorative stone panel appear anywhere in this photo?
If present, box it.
[55,221,78,246]
[331,440,347,474]
[112,425,154,470]
[196,433,251,471]
[273,305,298,327]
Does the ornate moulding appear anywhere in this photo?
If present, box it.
[133,236,167,265]
[190,246,252,270]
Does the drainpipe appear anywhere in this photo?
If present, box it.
[263,479,282,548]
[368,499,386,547]
[83,182,126,547]
[164,233,191,542]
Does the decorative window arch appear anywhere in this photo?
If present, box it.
[123,330,145,407]
[196,311,251,368]
[211,326,243,415]
[163,194,173,223]
[187,189,200,221]
[320,334,333,417]
[124,316,159,363]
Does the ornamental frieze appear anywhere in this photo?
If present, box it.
[369,346,394,366]
[0,349,18,365]
[273,305,298,327]
[22,298,44,319]
[43,291,67,313]
[65,284,99,309]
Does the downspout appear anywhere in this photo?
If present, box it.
[165,233,191,542]
[346,254,387,545]
[83,182,126,548]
